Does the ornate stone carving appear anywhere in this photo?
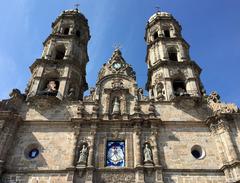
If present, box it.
[77,101,85,118]
[207,91,239,114]
[97,49,136,82]
[155,82,165,101]
[84,87,95,102]
[112,79,124,90]
[133,97,141,113]
[77,144,89,166]
[0,89,25,111]
[208,118,230,134]
[100,172,135,183]
[112,97,120,115]
[143,143,153,165]
[148,100,156,118]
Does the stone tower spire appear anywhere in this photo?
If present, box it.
[145,11,203,101]
[26,9,90,101]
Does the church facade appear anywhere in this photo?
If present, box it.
[0,8,239,183]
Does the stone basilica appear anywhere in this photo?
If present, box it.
[0,8,239,183]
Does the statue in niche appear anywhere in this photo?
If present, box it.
[112,97,120,114]
[39,80,58,96]
[176,87,187,96]
[143,143,153,164]
[78,144,88,165]
[156,82,165,100]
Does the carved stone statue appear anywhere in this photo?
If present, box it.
[143,143,153,164]
[40,80,58,96]
[112,97,120,114]
[207,91,239,114]
[156,82,165,100]
[176,87,187,96]
[46,81,57,92]
[78,144,88,165]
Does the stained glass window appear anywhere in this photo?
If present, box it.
[106,141,125,167]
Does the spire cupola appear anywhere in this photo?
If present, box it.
[145,10,203,101]
[26,8,91,101]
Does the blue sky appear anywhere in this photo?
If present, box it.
[0,0,239,106]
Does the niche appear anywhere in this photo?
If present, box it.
[38,79,59,96]
[163,29,170,38]
[54,45,66,60]
[153,32,158,40]
[63,27,70,35]
[172,79,187,96]
[167,47,178,61]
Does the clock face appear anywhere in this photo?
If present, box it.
[106,141,125,167]
[113,62,122,70]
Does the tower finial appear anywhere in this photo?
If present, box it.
[113,43,122,51]
[74,3,80,10]
[155,6,160,12]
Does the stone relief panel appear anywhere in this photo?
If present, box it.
[97,171,135,183]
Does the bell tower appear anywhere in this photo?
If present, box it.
[26,8,90,101]
[145,11,203,101]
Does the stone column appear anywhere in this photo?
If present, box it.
[85,126,96,183]
[87,133,95,167]
[103,94,110,120]
[208,117,240,182]
[70,125,80,167]
[133,130,142,167]
[57,66,70,100]
[220,128,238,162]
[45,40,54,59]
[134,124,144,183]
[150,132,160,166]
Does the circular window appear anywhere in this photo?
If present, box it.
[28,149,39,159]
[191,145,205,160]
[24,144,40,159]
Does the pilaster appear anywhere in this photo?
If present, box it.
[207,115,240,183]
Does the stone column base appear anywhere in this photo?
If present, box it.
[135,169,145,183]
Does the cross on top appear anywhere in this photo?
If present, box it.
[74,3,80,10]
[155,6,160,12]
[113,44,122,50]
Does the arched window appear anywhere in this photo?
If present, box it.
[173,79,187,96]
[55,45,66,60]
[63,27,70,35]
[163,29,170,38]
[153,32,158,40]
[167,47,178,61]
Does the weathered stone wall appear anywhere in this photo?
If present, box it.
[2,173,74,183]
[5,122,75,171]
[163,172,226,183]
[158,123,222,170]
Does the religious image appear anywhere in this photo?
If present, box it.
[106,141,125,167]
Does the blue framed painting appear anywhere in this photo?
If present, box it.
[106,141,125,167]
